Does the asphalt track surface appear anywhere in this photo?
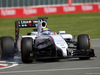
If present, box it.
[0,39,100,75]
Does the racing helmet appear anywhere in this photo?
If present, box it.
[42,28,50,35]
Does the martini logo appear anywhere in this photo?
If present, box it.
[44,7,57,13]
[1,9,16,16]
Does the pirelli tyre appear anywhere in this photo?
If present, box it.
[0,36,15,59]
[21,38,33,63]
[77,34,90,60]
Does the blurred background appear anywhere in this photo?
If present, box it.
[0,0,100,7]
[0,0,100,39]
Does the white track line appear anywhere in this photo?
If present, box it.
[0,67,100,74]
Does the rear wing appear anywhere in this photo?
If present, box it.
[15,17,48,43]
[15,20,38,42]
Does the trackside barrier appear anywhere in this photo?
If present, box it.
[0,3,100,18]
[68,0,72,6]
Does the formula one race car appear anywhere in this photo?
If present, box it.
[0,17,95,63]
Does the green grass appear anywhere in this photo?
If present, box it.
[0,13,100,39]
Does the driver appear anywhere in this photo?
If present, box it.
[42,28,50,35]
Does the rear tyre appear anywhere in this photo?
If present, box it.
[21,38,33,63]
[0,36,15,60]
[77,34,90,60]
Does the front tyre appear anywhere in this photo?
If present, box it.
[77,34,90,60]
[21,38,33,63]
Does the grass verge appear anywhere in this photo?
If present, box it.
[0,13,100,39]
